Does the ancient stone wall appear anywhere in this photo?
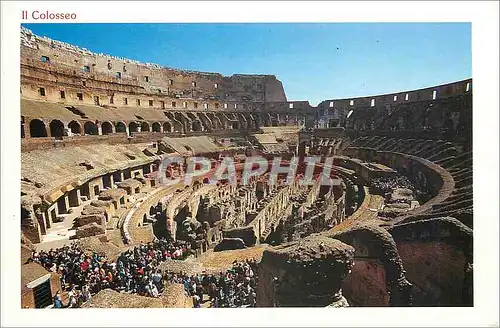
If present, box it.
[342,259,389,306]
[330,224,412,307]
[388,217,473,306]
[21,27,286,104]
[318,79,471,111]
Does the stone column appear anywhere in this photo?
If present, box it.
[63,194,70,213]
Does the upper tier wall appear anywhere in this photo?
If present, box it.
[20,27,472,131]
[21,27,287,103]
[317,79,472,110]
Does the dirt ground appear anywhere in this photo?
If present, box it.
[197,244,270,272]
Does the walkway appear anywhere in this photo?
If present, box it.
[35,199,93,251]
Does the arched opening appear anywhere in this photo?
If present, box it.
[238,115,248,129]
[49,120,65,139]
[29,119,47,138]
[141,122,150,132]
[93,185,100,197]
[152,122,161,132]
[270,115,278,127]
[21,116,25,138]
[192,121,202,132]
[209,114,223,129]
[163,122,172,133]
[199,114,212,131]
[68,121,82,135]
[101,121,113,135]
[231,122,239,129]
[129,122,139,134]
[261,115,271,127]
[215,114,226,129]
[115,122,126,133]
[84,121,98,135]
[250,116,258,129]
[172,121,183,133]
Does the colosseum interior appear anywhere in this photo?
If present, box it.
[20,26,473,309]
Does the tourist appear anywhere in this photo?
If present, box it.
[82,285,92,303]
[52,291,62,309]
[67,287,77,308]
[193,294,201,308]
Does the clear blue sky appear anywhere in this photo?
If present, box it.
[22,23,471,105]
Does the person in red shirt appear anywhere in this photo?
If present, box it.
[80,260,88,272]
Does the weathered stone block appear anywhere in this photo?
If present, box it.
[214,237,246,252]
[257,235,354,307]
[223,226,257,246]
[74,222,105,239]
[73,214,106,228]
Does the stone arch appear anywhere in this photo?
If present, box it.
[199,113,212,131]
[172,120,183,133]
[101,121,113,135]
[49,119,65,138]
[251,114,261,128]
[129,122,139,134]
[192,121,202,132]
[186,112,197,121]
[174,112,191,132]
[163,122,172,133]
[152,122,161,132]
[29,119,47,138]
[115,121,127,133]
[207,113,221,129]
[270,113,279,127]
[84,121,98,135]
[68,120,82,134]
[141,122,150,132]
[297,114,306,127]
[260,113,270,127]
[217,113,229,129]
[237,113,248,129]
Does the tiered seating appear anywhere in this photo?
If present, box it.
[337,135,472,227]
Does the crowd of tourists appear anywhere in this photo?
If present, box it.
[370,175,419,195]
[27,238,191,308]
[164,259,259,308]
